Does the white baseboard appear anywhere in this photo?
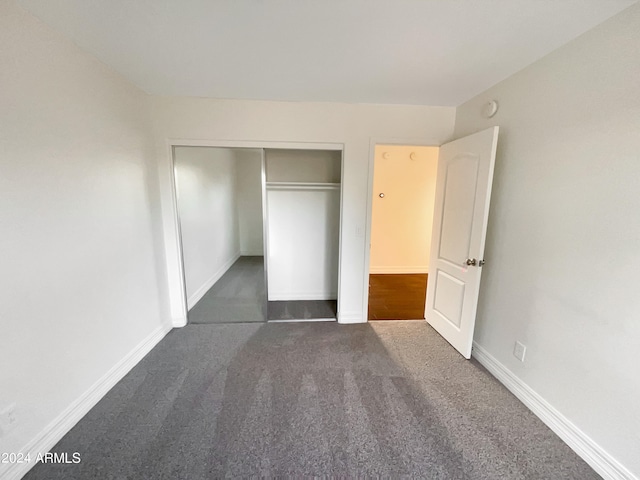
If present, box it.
[267,292,337,301]
[369,266,429,274]
[338,311,366,324]
[172,314,187,328]
[187,252,240,310]
[1,324,172,480]
[240,250,264,256]
[268,318,336,323]
[472,342,637,480]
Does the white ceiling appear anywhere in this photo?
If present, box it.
[18,0,636,106]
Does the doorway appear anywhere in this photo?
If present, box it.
[364,128,499,358]
[368,145,439,320]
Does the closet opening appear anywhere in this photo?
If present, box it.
[264,149,342,321]
[171,143,343,325]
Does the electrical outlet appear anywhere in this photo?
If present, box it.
[0,403,17,437]
[513,341,527,362]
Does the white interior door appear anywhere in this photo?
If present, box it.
[425,127,499,358]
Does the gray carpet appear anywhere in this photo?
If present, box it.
[24,322,599,479]
[268,300,338,320]
[188,256,266,324]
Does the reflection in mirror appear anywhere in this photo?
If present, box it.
[173,146,266,324]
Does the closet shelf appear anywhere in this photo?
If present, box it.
[266,182,340,190]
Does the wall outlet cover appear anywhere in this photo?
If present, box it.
[0,403,17,437]
[514,341,527,362]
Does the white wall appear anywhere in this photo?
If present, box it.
[265,149,341,183]
[264,149,341,300]
[0,1,170,477]
[151,98,456,324]
[174,147,240,307]
[370,145,438,273]
[235,149,264,256]
[455,4,640,477]
[266,187,340,301]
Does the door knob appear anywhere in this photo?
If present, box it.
[465,258,477,266]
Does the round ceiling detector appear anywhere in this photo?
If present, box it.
[482,100,499,118]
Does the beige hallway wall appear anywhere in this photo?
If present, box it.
[370,145,438,273]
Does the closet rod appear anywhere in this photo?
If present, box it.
[266,182,340,191]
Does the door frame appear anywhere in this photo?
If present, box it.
[362,136,443,321]
[167,138,345,326]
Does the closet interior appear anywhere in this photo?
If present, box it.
[264,148,341,321]
[173,145,342,324]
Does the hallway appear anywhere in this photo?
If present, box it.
[368,274,428,320]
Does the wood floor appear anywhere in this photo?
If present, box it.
[368,274,428,320]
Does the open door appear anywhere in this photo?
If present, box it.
[425,127,499,358]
